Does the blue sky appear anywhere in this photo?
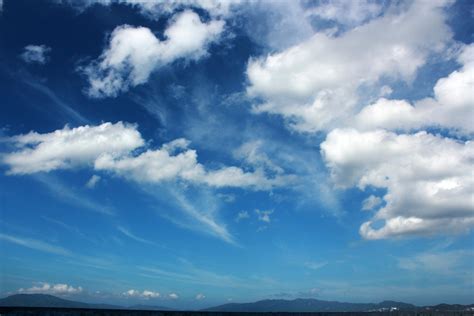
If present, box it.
[0,0,473,309]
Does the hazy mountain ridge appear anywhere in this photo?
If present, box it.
[204,298,473,312]
[1,294,473,312]
[0,294,169,311]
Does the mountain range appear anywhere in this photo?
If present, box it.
[0,294,473,312]
[0,294,169,311]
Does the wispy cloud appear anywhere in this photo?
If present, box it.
[35,175,114,216]
[304,261,328,271]
[85,175,101,189]
[21,76,89,124]
[20,45,51,65]
[397,249,473,276]
[144,185,237,245]
[139,259,280,290]
[0,233,71,256]
[235,210,249,222]
[117,226,156,246]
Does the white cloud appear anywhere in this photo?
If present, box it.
[234,140,284,174]
[81,10,224,98]
[95,138,288,190]
[18,283,82,295]
[85,174,101,189]
[123,289,160,299]
[246,0,452,132]
[59,0,238,18]
[304,261,328,271]
[36,175,114,215]
[354,44,474,135]
[195,293,206,300]
[235,210,249,222]
[305,0,383,26]
[255,209,273,223]
[168,293,179,300]
[117,226,155,246]
[2,123,285,191]
[321,128,474,239]
[0,233,71,256]
[397,249,473,275]
[3,122,143,174]
[361,195,382,211]
[20,45,51,64]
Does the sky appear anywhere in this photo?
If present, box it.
[0,0,473,310]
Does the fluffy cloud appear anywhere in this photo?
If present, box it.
[168,293,179,300]
[3,122,143,174]
[246,0,452,132]
[19,283,82,295]
[123,289,160,299]
[354,44,474,135]
[82,10,224,97]
[2,123,286,191]
[20,45,51,64]
[255,209,273,223]
[195,293,206,300]
[321,128,474,239]
[95,138,288,190]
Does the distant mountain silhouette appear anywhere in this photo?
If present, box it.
[204,298,416,312]
[1,294,472,313]
[0,294,169,311]
[0,294,92,309]
[205,298,474,313]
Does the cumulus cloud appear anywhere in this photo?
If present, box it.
[168,293,179,300]
[20,45,51,64]
[255,209,273,223]
[95,138,288,190]
[18,283,82,295]
[2,122,286,192]
[123,289,160,299]
[321,128,474,239]
[3,122,143,174]
[81,10,224,98]
[246,0,452,132]
[354,44,474,135]
[195,293,206,300]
